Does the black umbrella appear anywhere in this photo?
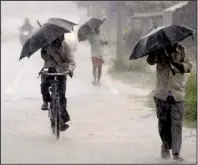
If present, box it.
[78,17,106,42]
[129,25,194,60]
[48,18,77,32]
[77,23,92,42]
[86,17,106,29]
[19,18,77,61]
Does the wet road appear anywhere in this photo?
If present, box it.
[1,38,196,164]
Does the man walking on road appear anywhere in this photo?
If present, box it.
[147,43,192,161]
[88,27,108,85]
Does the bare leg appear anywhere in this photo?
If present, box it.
[97,65,102,84]
[92,65,97,83]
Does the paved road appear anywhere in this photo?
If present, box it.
[1,39,196,164]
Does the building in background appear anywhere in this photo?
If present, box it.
[163,1,197,59]
[76,1,196,58]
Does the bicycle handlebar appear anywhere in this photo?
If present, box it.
[40,71,69,76]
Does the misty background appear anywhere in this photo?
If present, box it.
[1,1,197,164]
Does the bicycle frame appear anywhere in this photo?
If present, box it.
[50,76,61,119]
[40,68,69,139]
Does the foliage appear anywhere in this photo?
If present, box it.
[110,55,149,73]
[185,73,197,122]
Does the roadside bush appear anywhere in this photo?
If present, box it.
[185,72,197,122]
[111,55,149,73]
[146,73,196,127]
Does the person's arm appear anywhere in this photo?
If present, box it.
[41,46,51,60]
[39,47,49,75]
[147,53,158,65]
[100,33,108,45]
[63,42,76,76]
[41,47,47,60]
[41,48,45,59]
[169,54,192,73]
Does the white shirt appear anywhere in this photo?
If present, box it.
[88,32,104,58]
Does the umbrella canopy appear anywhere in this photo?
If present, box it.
[77,23,92,42]
[47,18,77,31]
[78,17,106,42]
[129,25,194,60]
[19,18,77,61]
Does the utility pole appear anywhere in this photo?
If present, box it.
[116,1,123,58]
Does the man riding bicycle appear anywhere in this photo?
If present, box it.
[40,35,75,131]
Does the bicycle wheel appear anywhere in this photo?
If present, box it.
[54,97,60,140]
[49,103,55,134]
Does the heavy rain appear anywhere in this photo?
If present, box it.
[1,1,197,164]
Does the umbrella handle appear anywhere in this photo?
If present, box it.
[38,67,44,79]
[164,46,168,57]
[164,46,175,76]
[37,20,42,27]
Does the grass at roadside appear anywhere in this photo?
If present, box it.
[108,70,196,128]
[108,69,156,89]
[108,55,149,73]
[145,73,197,128]
[184,73,197,127]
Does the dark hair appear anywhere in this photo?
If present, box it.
[59,35,64,41]
[52,35,64,47]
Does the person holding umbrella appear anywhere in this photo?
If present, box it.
[78,17,108,85]
[88,27,108,85]
[129,25,194,161]
[19,18,34,45]
[20,18,77,132]
[40,35,75,131]
[147,43,192,161]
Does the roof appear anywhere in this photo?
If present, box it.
[132,12,163,19]
[164,1,189,12]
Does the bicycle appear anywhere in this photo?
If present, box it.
[39,67,69,140]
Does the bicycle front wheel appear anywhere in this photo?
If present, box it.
[53,97,61,140]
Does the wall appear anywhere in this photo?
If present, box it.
[172,1,197,59]
[172,1,196,30]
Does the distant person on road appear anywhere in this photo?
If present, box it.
[40,35,76,132]
[87,27,108,85]
[19,18,34,45]
[147,43,192,161]
[19,18,34,35]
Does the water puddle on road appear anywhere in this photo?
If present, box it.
[3,100,15,103]
[22,97,40,101]
[140,112,155,119]
[3,97,40,104]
